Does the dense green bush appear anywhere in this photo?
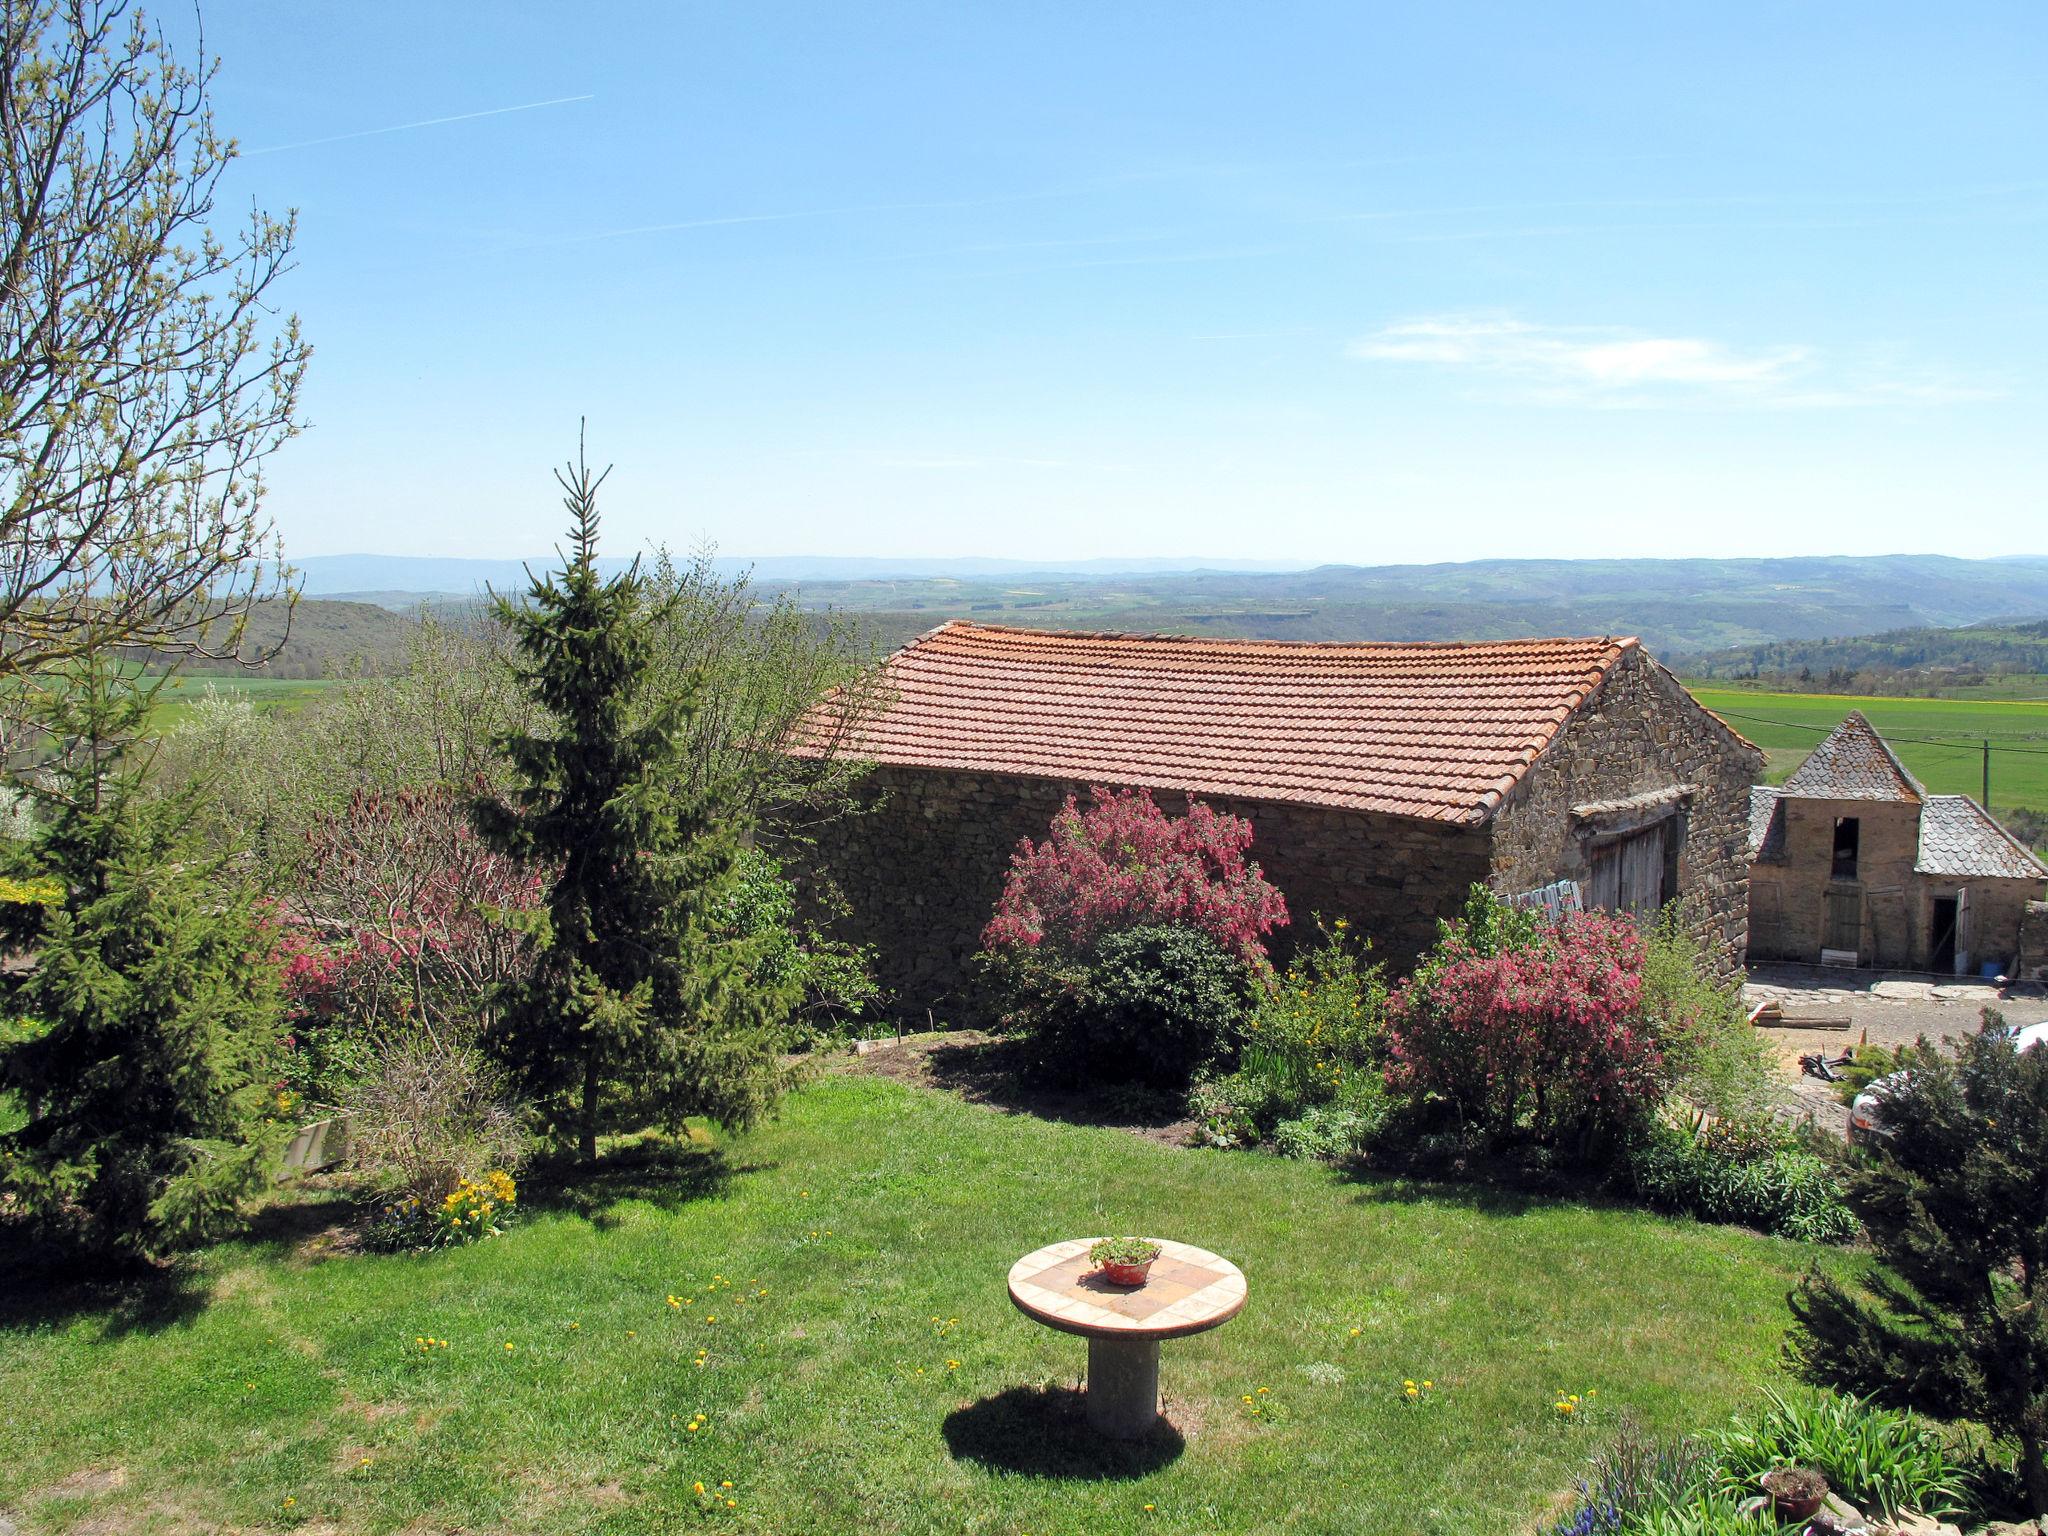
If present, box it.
[1790,1013,2048,1517]
[1641,909,1779,1122]
[1543,1389,1969,1535]
[1270,1093,1392,1160]
[1188,918,1388,1152]
[722,848,882,1038]
[1622,1117,1857,1244]
[994,924,1254,1090]
[1709,1388,1968,1523]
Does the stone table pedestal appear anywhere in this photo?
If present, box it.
[1006,1238,1248,1440]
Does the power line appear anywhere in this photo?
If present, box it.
[1709,708,2048,758]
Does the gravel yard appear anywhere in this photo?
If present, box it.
[1745,963,2048,1136]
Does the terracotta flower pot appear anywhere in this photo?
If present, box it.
[1759,1468,1828,1523]
[1100,1258,1155,1286]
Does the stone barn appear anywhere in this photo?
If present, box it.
[792,622,1764,1019]
[1747,712,2048,975]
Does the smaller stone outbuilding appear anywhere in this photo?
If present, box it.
[1747,712,2048,976]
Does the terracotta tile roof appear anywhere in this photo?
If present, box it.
[1916,796,2048,880]
[800,621,1645,823]
[1779,712,1923,802]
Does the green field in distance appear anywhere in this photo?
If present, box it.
[1686,686,2048,813]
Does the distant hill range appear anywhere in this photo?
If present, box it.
[1674,617,2048,694]
[764,553,2048,657]
[201,552,2048,680]
[293,551,1308,600]
[168,598,416,679]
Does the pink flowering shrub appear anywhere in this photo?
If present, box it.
[1386,891,1661,1155]
[982,787,1288,963]
[978,788,1287,1088]
[273,785,545,1101]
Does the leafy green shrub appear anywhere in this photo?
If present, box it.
[723,848,883,1037]
[1544,1391,1969,1535]
[1642,910,1779,1121]
[1622,1118,1857,1244]
[996,924,1254,1090]
[1271,1094,1390,1161]
[1709,1388,1968,1522]
[1790,1013,2048,1515]
[1191,918,1387,1148]
[1829,1043,1905,1105]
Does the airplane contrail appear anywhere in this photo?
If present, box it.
[245,93,595,155]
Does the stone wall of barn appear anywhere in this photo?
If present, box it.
[790,767,1492,1024]
[1488,649,1765,971]
[2020,901,2048,985]
[1746,798,1923,967]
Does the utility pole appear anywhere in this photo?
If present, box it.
[1983,739,1991,808]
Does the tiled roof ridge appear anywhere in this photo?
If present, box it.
[924,619,1641,655]
[1780,709,1924,803]
[1848,709,1926,800]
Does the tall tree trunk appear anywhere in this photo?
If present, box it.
[2023,1428,2048,1522]
[579,1050,600,1162]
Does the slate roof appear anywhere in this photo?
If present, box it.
[1916,796,2048,880]
[1749,786,1788,864]
[1748,771,2045,882]
[800,622,1651,823]
[1778,712,1923,802]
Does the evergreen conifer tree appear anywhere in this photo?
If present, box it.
[1788,1013,2048,1517]
[475,439,800,1160]
[0,657,285,1256]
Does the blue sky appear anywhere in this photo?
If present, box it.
[199,2,2045,565]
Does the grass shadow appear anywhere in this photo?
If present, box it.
[1335,1159,1641,1221]
[920,1036,1193,1138]
[0,1221,212,1339]
[943,1384,1185,1479]
[521,1132,761,1229]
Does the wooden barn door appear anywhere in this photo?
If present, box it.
[1588,821,1670,919]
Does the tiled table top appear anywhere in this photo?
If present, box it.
[1007,1238,1248,1341]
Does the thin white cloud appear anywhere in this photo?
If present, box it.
[246,94,595,156]
[1348,314,1992,408]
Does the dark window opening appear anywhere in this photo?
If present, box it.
[1832,816,1860,881]
[1930,896,1959,974]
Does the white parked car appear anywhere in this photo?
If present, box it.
[1849,1021,2048,1144]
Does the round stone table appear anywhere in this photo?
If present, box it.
[1006,1237,1247,1439]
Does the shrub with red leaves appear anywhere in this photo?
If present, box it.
[279,784,544,1044]
[1386,899,1660,1155]
[982,787,1288,964]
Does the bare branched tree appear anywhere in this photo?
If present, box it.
[1,0,308,678]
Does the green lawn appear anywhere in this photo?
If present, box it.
[147,674,337,730]
[0,1075,1839,1536]
[1686,685,2048,813]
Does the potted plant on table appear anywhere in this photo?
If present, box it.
[1090,1236,1162,1286]
[1758,1466,1829,1523]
